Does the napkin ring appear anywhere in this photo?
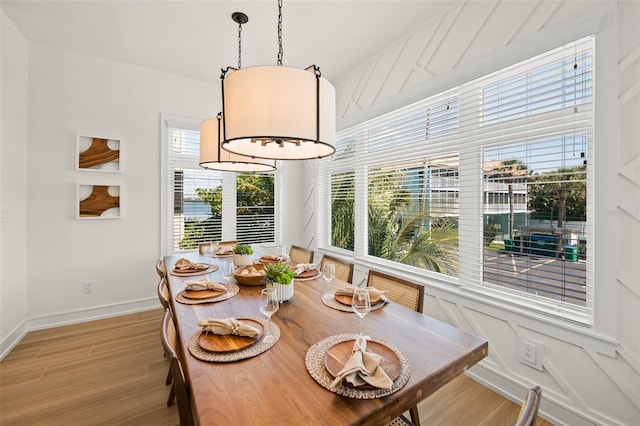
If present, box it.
[230,319,240,335]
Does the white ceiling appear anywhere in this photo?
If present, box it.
[1,0,458,84]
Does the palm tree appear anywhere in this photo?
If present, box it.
[395,215,458,274]
[368,193,458,275]
[528,165,586,256]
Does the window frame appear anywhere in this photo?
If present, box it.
[160,115,281,255]
[318,30,617,338]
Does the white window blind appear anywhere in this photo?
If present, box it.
[318,35,594,322]
[330,170,355,251]
[236,173,276,244]
[163,121,277,255]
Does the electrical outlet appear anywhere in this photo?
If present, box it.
[521,341,536,363]
[518,337,544,371]
[83,281,93,294]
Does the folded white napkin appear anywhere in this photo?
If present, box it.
[261,253,290,262]
[175,258,207,270]
[335,287,387,303]
[184,278,227,292]
[330,336,393,389]
[295,263,317,273]
[197,318,261,338]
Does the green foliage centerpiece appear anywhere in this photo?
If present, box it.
[264,262,297,302]
[233,243,254,267]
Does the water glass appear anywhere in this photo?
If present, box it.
[208,241,218,265]
[351,288,371,337]
[322,262,336,300]
[221,262,235,291]
[260,287,279,343]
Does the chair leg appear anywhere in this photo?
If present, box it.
[166,384,175,407]
[165,367,173,385]
[409,405,420,426]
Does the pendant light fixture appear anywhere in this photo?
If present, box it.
[220,0,336,160]
[199,12,277,172]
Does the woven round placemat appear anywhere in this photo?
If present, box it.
[170,264,219,277]
[188,319,280,362]
[294,270,322,281]
[305,333,410,399]
[321,295,388,313]
[176,283,240,305]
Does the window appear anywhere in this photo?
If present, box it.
[319,36,594,322]
[367,158,459,276]
[330,171,355,251]
[161,117,277,254]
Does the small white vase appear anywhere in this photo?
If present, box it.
[270,280,294,302]
[233,253,252,267]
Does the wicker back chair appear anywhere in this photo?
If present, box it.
[161,309,194,426]
[218,240,237,247]
[289,245,314,264]
[515,385,542,426]
[320,254,354,284]
[367,270,424,313]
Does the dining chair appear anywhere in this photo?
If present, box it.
[161,309,194,426]
[156,258,175,389]
[289,245,314,264]
[388,415,416,426]
[367,269,424,426]
[156,258,170,309]
[320,254,354,284]
[515,385,542,426]
[366,269,424,313]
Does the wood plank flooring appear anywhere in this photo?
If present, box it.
[0,309,552,425]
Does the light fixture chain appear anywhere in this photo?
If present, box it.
[238,20,243,69]
[277,0,283,66]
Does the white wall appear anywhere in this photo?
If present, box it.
[0,9,29,358]
[0,18,310,353]
[22,44,216,328]
[309,1,639,425]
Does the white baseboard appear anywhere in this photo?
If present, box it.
[0,320,28,361]
[467,363,598,426]
[0,297,160,361]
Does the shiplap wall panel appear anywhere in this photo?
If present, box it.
[305,1,640,424]
[461,2,537,63]
[616,0,640,406]
[299,160,316,252]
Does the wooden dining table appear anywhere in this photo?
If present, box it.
[164,253,488,426]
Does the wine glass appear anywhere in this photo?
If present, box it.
[260,287,279,343]
[221,262,235,291]
[321,262,336,300]
[351,288,371,337]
